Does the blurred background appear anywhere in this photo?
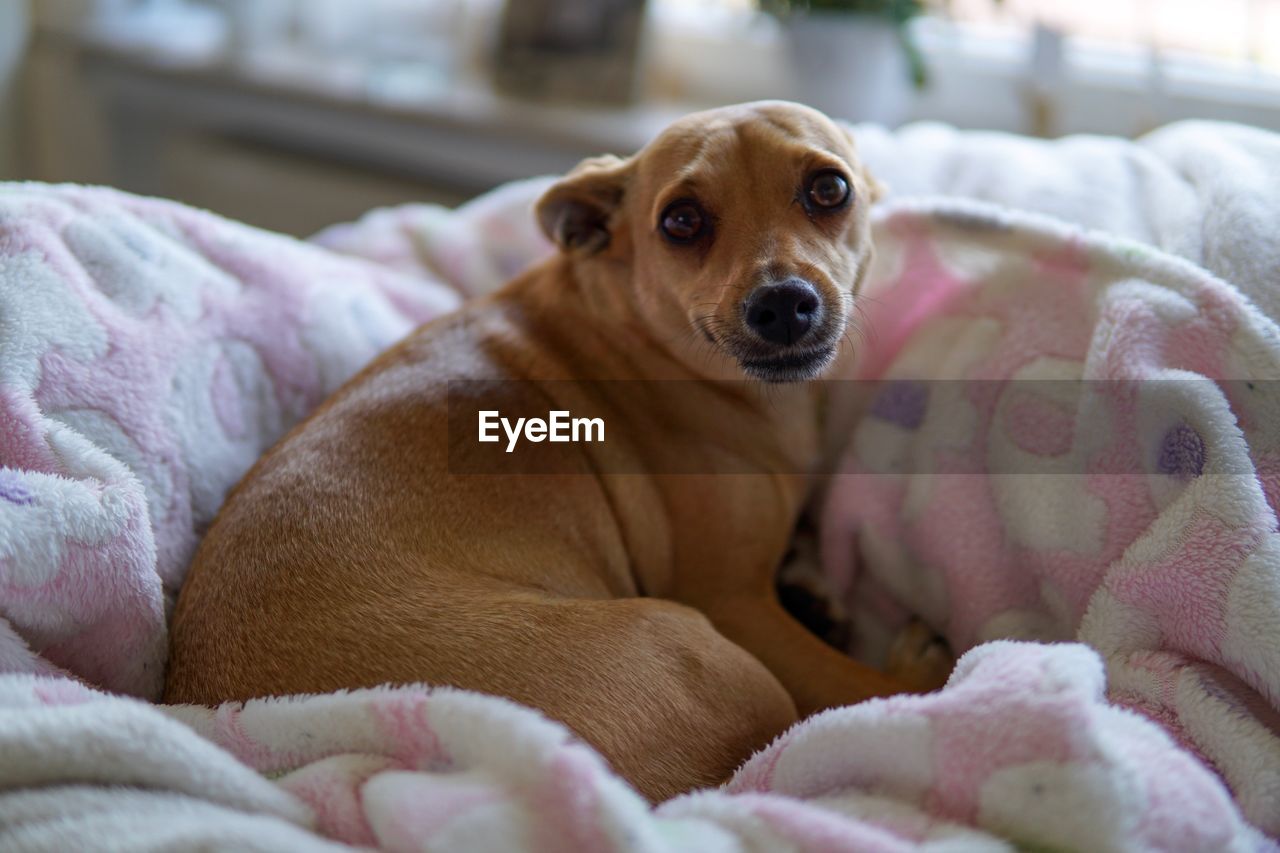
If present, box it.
[2,0,1278,235]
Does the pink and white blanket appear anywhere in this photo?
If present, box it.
[0,182,461,698]
[2,123,1279,849]
[821,201,1280,840]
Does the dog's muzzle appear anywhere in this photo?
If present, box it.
[744,278,818,346]
[736,278,839,382]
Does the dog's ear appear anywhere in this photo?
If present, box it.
[536,155,631,254]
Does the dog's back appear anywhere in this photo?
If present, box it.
[166,267,800,802]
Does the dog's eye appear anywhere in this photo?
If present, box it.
[659,201,705,243]
[807,171,851,209]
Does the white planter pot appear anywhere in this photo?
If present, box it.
[784,13,913,126]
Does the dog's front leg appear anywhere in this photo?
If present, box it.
[701,593,929,716]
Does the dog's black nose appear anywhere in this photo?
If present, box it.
[745,279,820,346]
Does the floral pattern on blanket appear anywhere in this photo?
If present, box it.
[1,643,1267,851]
[822,202,1280,837]
[0,183,462,698]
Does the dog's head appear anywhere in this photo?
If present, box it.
[536,100,880,383]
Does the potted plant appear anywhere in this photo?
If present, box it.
[761,0,930,126]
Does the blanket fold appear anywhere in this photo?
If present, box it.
[0,183,461,699]
[3,645,1269,851]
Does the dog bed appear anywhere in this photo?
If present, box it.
[2,120,1279,850]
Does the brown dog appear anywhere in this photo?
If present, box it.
[165,101,949,802]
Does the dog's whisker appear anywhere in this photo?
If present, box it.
[851,302,880,351]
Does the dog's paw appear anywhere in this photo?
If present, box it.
[885,619,954,693]
[777,572,852,651]
[776,537,852,651]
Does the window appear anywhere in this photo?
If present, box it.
[646,0,1280,134]
[949,0,1280,73]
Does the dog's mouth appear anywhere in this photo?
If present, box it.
[738,344,838,383]
[698,322,844,383]
[695,301,846,383]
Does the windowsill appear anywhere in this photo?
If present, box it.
[28,8,1280,234]
[60,18,700,157]
[62,27,695,201]
[58,8,1280,189]
[908,19,1280,134]
[916,19,1280,105]
[644,9,1280,135]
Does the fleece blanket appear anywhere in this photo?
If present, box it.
[2,644,1263,851]
[1,119,1279,849]
[0,183,461,699]
[853,119,1280,326]
[821,201,1280,838]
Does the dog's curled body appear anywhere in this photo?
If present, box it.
[166,102,939,801]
